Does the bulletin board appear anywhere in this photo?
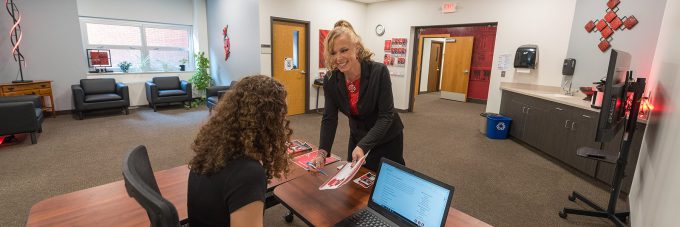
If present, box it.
[383,38,407,67]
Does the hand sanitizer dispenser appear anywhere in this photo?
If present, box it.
[514,45,538,69]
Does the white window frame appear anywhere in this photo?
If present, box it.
[79,17,194,73]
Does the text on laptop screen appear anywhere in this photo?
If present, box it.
[371,162,451,227]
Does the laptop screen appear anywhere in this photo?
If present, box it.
[370,161,452,227]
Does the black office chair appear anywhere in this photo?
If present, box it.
[122,145,188,227]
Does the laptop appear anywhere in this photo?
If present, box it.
[335,158,455,227]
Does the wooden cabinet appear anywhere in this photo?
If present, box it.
[500,91,549,151]
[0,80,55,117]
[500,90,643,189]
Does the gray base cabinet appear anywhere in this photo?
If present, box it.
[500,90,644,193]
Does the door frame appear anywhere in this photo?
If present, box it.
[270,17,311,113]
[409,33,450,112]
[421,40,444,93]
[408,22,498,112]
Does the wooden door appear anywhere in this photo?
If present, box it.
[272,20,307,115]
[440,36,473,102]
[427,41,443,92]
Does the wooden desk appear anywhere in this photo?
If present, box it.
[0,80,55,117]
[274,164,492,227]
[27,157,319,226]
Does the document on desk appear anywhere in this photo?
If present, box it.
[319,151,370,190]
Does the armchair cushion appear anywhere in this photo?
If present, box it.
[85,93,123,103]
[206,96,219,105]
[152,77,181,90]
[158,90,187,97]
[81,78,116,95]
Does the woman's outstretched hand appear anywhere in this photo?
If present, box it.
[351,146,365,167]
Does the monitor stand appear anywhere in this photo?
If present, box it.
[559,78,646,227]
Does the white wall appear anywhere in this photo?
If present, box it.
[0,0,87,111]
[419,38,445,92]
[77,0,194,25]
[193,0,209,55]
[365,0,577,111]
[566,0,666,90]
[629,1,680,226]
[259,0,367,110]
[206,0,261,86]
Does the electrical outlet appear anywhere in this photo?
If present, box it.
[501,71,506,77]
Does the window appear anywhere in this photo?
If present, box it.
[80,18,193,72]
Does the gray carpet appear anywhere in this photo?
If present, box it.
[0,93,627,226]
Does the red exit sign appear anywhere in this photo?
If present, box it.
[442,2,456,13]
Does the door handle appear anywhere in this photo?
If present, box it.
[525,107,530,114]
[522,107,526,113]
[581,114,592,118]
[300,70,306,74]
[464,69,469,75]
[564,120,570,128]
[555,107,563,111]
[571,122,576,131]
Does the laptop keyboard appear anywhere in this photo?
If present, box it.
[347,209,392,227]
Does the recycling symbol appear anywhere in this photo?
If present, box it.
[496,122,506,131]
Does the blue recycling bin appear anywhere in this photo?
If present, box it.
[486,115,512,139]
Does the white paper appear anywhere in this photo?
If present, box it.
[497,53,512,71]
[516,68,531,74]
[319,151,371,190]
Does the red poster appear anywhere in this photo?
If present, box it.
[319,29,330,68]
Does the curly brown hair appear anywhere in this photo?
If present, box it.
[189,75,292,181]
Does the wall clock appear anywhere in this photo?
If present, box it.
[375,24,385,36]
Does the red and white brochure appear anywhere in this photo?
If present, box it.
[319,151,370,190]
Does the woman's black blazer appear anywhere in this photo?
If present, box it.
[319,60,404,153]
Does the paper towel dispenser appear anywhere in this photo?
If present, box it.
[514,45,538,69]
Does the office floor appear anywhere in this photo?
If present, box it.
[0,93,628,227]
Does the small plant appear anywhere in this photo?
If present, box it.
[118,61,132,73]
[179,58,188,71]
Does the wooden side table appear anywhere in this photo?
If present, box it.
[0,80,55,117]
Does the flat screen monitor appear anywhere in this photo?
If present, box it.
[596,49,631,142]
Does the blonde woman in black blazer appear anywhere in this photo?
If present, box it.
[312,21,404,171]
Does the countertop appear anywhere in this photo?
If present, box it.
[500,82,647,124]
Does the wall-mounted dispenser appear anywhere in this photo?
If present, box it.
[562,58,576,75]
[514,44,538,69]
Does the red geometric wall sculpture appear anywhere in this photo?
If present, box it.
[584,0,639,52]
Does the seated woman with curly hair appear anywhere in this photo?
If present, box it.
[187,75,292,227]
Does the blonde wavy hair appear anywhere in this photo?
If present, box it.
[189,75,292,181]
[323,22,374,71]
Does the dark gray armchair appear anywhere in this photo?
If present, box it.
[0,95,44,144]
[145,76,192,112]
[72,78,130,120]
[206,81,237,112]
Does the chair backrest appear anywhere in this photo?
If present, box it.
[80,78,116,95]
[152,77,181,90]
[122,145,180,227]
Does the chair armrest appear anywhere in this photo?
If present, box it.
[217,90,228,98]
[0,95,41,108]
[145,81,158,103]
[180,80,191,92]
[0,102,38,133]
[116,82,130,106]
[71,84,85,108]
[181,80,192,99]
